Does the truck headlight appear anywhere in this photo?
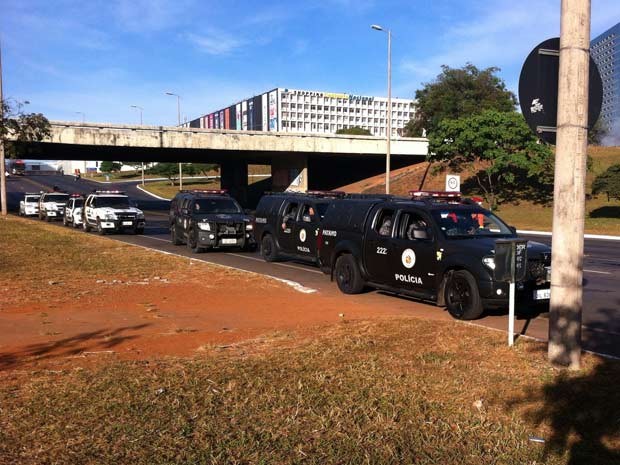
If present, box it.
[482,256,496,270]
[245,223,253,231]
[137,213,145,220]
[198,222,211,231]
[105,213,117,220]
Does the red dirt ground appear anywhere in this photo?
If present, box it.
[0,271,433,373]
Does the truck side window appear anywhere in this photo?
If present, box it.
[375,209,395,237]
[282,202,299,223]
[301,204,316,223]
[399,212,430,240]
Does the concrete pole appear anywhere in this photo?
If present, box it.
[0,40,7,217]
[386,29,392,195]
[548,0,591,369]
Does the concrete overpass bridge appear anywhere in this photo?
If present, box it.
[12,121,428,204]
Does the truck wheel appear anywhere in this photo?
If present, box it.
[261,234,279,262]
[97,219,106,235]
[135,227,144,235]
[187,228,205,253]
[334,254,365,294]
[171,226,182,245]
[444,270,483,320]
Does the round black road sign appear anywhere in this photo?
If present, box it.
[519,37,603,145]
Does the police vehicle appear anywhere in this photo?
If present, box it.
[253,191,345,262]
[63,194,84,228]
[38,191,70,221]
[18,193,41,216]
[317,191,552,320]
[169,190,255,253]
[82,191,145,234]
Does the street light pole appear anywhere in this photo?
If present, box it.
[372,24,392,194]
[75,111,85,123]
[165,92,183,190]
[0,39,7,217]
[130,104,143,125]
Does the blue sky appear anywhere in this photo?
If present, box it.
[1,0,619,126]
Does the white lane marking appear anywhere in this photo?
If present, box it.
[225,253,324,275]
[584,269,612,275]
[136,185,171,201]
[107,237,318,294]
[142,235,172,243]
[518,230,620,241]
[585,256,620,263]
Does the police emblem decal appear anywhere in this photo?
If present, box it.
[401,248,416,269]
[299,228,307,243]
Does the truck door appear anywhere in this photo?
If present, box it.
[84,196,96,224]
[362,206,395,284]
[292,202,322,258]
[277,200,299,254]
[390,209,437,293]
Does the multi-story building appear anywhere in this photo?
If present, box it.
[188,88,416,137]
[591,22,620,133]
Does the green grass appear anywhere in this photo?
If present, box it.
[1,320,618,464]
[141,178,221,199]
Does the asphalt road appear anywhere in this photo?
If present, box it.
[5,174,620,358]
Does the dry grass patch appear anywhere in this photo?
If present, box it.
[1,319,618,464]
[0,216,268,308]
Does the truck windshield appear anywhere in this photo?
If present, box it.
[431,209,514,238]
[25,196,40,202]
[73,199,84,207]
[95,196,131,208]
[194,198,241,214]
[45,194,69,203]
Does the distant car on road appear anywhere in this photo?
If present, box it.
[19,193,41,216]
[317,191,552,320]
[253,191,345,263]
[63,194,84,228]
[82,191,145,234]
[169,189,255,253]
[38,191,70,221]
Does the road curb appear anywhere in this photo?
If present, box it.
[136,184,171,201]
[518,229,620,241]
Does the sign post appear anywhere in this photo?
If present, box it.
[494,239,528,346]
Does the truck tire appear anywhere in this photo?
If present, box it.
[96,219,106,235]
[444,270,483,320]
[187,228,205,253]
[135,227,144,235]
[170,225,182,245]
[334,254,365,294]
[261,234,279,262]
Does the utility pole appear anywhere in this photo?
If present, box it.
[548,0,591,369]
[0,40,7,217]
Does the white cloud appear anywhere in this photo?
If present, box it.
[113,0,193,32]
[184,32,246,55]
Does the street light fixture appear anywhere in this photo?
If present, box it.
[130,104,143,125]
[75,111,85,123]
[371,23,392,195]
[165,91,183,190]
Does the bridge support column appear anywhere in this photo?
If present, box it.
[220,159,248,206]
[271,155,308,192]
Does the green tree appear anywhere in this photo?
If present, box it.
[404,64,517,137]
[99,161,122,173]
[1,99,51,215]
[428,110,553,209]
[149,162,179,185]
[588,118,606,145]
[592,164,620,200]
[192,163,219,176]
[336,127,372,136]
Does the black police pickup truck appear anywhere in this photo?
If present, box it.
[253,191,344,263]
[317,191,551,320]
[169,190,255,253]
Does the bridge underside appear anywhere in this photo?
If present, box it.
[12,141,423,206]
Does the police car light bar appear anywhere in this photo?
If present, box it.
[70,193,84,198]
[410,191,462,201]
[94,190,126,195]
[185,189,228,195]
[306,190,346,198]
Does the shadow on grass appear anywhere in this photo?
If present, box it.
[0,323,150,371]
[589,206,620,219]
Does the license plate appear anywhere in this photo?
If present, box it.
[533,288,551,300]
[122,221,133,226]
[48,212,56,216]
[221,238,237,245]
